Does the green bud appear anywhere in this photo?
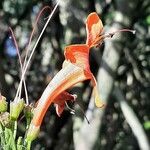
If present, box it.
[17,136,23,145]
[0,112,12,128]
[10,98,25,120]
[24,104,34,120]
[0,96,8,112]
[17,136,23,149]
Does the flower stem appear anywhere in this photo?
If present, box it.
[0,123,6,147]
[27,140,32,150]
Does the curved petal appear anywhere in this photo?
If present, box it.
[54,91,76,117]
[54,91,75,105]
[91,74,104,108]
[55,103,65,117]
[64,44,90,71]
[64,44,104,107]
[86,12,104,47]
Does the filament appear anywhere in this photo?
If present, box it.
[15,0,60,104]
[103,29,136,39]
[23,6,52,73]
[65,101,75,115]
[75,101,90,124]
[9,27,29,104]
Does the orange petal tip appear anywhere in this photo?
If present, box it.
[86,12,103,47]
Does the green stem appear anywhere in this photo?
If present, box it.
[27,140,31,150]
[26,118,30,131]
[4,127,10,150]
[9,128,17,150]
[4,128,16,150]
[22,116,31,148]
[23,117,30,145]
[0,123,6,147]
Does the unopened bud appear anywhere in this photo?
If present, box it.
[24,104,34,119]
[0,112,12,128]
[10,98,25,120]
[0,96,8,112]
[17,136,23,149]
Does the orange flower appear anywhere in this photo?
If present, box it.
[27,12,105,141]
[27,12,135,141]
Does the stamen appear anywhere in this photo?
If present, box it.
[23,6,52,71]
[111,29,136,34]
[65,100,90,124]
[70,111,75,115]
[103,29,136,39]
[9,27,29,104]
[16,1,60,101]
[72,94,77,102]
[19,7,52,102]
[65,101,75,115]
[75,101,90,124]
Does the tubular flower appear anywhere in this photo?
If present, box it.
[26,12,106,141]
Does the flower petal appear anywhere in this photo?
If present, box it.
[93,86,104,108]
[54,91,76,117]
[86,12,103,47]
[64,44,90,71]
[65,44,104,107]
[54,91,75,105]
[91,74,104,108]
[55,103,65,117]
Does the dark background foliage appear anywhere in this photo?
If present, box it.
[0,0,149,149]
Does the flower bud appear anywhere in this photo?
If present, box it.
[23,104,33,123]
[0,112,12,128]
[10,98,25,120]
[24,104,34,120]
[17,136,23,149]
[0,96,8,112]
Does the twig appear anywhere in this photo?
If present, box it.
[114,85,150,150]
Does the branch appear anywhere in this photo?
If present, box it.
[73,24,123,150]
[114,86,150,150]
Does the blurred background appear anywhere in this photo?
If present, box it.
[0,0,150,149]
